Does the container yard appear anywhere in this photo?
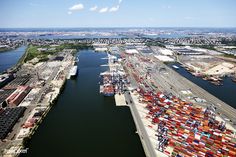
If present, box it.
[133,89,236,156]
[114,50,236,157]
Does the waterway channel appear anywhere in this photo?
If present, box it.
[22,50,145,157]
[0,46,26,73]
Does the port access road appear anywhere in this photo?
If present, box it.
[124,91,157,157]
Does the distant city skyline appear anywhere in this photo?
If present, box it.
[0,0,236,28]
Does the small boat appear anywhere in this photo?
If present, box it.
[75,57,79,63]
[202,77,208,80]
[210,81,223,86]
[172,65,179,69]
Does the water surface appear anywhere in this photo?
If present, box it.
[22,50,145,157]
[0,46,26,73]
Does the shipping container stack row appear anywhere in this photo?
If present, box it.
[138,89,236,157]
[124,53,236,156]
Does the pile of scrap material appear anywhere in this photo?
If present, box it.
[137,89,236,157]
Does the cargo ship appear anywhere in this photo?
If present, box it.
[99,53,127,96]
[100,73,115,97]
[102,84,115,96]
[69,66,78,77]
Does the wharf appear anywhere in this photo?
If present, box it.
[108,56,157,156]
[123,91,160,157]
[117,52,236,157]
[114,94,126,106]
[1,49,76,157]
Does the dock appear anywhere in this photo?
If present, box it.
[1,49,76,157]
[114,94,126,106]
[115,52,236,157]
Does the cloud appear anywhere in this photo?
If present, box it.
[90,6,98,11]
[99,7,108,13]
[68,11,72,15]
[89,0,122,14]
[109,5,119,12]
[69,3,84,11]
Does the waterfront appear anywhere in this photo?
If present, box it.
[21,50,145,157]
[0,46,26,73]
[169,63,236,109]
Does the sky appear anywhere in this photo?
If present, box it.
[0,0,236,28]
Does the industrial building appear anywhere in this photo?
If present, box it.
[5,86,31,107]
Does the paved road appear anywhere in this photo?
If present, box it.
[122,60,157,157]
[124,91,157,157]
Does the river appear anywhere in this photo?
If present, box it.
[22,50,145,157]
[0,46,26,73]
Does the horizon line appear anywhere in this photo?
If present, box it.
[1,26,236,29]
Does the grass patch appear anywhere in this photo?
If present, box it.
[24,45,40,62]
[24,43,92,63]
[222,53,236,59]
[192,45,217,51]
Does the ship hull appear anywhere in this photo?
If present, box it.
[103,93,115,97]
[69,66,78,78]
